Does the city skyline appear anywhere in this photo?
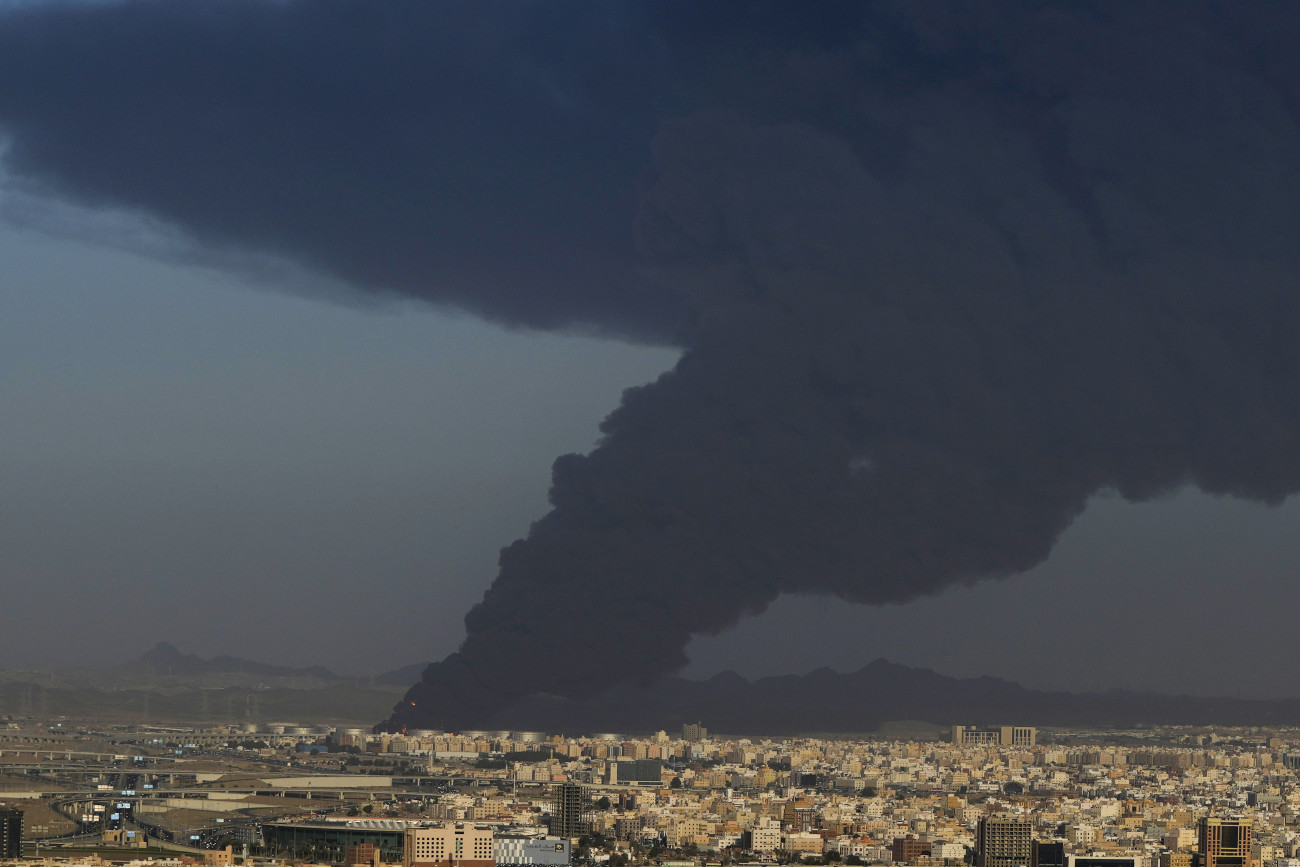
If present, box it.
[5,715,1296,867]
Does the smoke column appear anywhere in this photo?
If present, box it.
[0,2,1298,728]
[390,3,1300,728]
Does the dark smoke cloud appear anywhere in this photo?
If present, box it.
[2,1,1299,729]
[0,0,690,338]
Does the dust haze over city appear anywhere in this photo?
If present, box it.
[2,0,1300,730]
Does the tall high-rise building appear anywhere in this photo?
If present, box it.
[682,723,708,742]
[978,815,1032,867]
[0,808,21,859]
[549,782,589,838]
[1195,818,1253,867]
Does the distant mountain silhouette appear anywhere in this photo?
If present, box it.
[374,662,430,686]
[129,642,341,681]
[115,648,1300,734]
[430,659,1300,735]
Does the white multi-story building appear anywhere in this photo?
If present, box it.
[494,835,569,866]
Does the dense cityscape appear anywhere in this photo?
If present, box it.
[1,720,1299,867]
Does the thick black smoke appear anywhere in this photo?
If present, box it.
[0,0,691,338]
[2,1,1299,729]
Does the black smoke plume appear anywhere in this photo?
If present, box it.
[1,1,1299,729]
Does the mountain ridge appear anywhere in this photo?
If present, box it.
[129,642,342,681]
[85,646,1300,734]
[408,657,1300,734]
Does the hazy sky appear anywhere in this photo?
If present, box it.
[685,489,1300,700]
[0,209,677,673]
[2,1,1300,708]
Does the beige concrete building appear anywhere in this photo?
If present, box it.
[1195,818,1252,867]
[405,824,495,867]
[952,727,1037,747]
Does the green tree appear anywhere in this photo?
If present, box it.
[669,777,682,789]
